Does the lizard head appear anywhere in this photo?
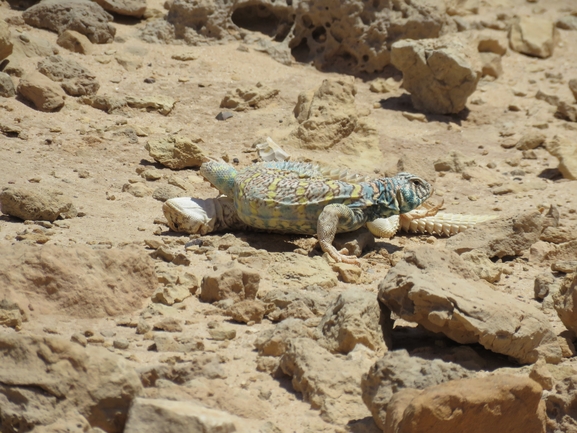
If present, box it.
[393,173,433,214]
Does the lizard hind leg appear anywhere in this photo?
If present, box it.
[317,204,365,265]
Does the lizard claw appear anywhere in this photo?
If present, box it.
[325,246,361,266]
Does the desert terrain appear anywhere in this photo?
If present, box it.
[1,0,577,432]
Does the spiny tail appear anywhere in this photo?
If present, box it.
[199,161,237,197]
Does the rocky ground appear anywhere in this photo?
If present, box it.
[1,0,577,432]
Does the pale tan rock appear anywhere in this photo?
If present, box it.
[0,19,13,60]
[0,244,157,318]
[570,79,577,102]
[379,246,562,364]
[369,78,396,93]
[546,135,577,180]
[545,374,577,433]
[94,0,146,17]
[57,29,94,54]
[0,72,15,97]
[556,101,577,122]
[228,299,271,323]
[152,284,192,305]
[10,31,57,58]
[23,0,116,44]
[460,250,501,282]
[200,263,260,303]
[361,348,476,431]
[115,53,143,71]
[17,71,65,112]
[0,186,77,221]
[509,16,557,59]
[124,398,243,433]
[479,51,502,78]
[38,55,99,96]
[477,29,508,55]
[316,287,390,354]
[254,318,314,357]
[530,360,554,391]
[79,94,127,113]
[220,82,279,111]
[391,34,481,114]
[126,95,175,115]
[0,333,142,433]
[516,132,546,150]
[553,273,577,335]
[268,253,338,289]
[384,374,546,433]
[280,338,373,424]
[145,135,206,169]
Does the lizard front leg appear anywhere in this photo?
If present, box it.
[317,204,365,265]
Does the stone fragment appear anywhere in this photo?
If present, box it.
[153,334,204,352]
[569,79,577,102]
[553,273,577,335]
[0,244,157,318]
[152,184,187,202]
[384,374,545,433]
[316,288,390,354]
[361,348,477,430]
[379,246,562,364]
[200,263,260,303]
[124,398,242,433]
[152,285,191,306]
[0,333,142,433]
[433,150,475,173]
[220,82,279,111]
[57,30,93,54]
[10,31,57,58]
[122,182,153,198]
[79,94,127,113]
[216,111,233,120]
[23,0,116,44]
[446,210,544,259]
[0,186,76,221]
[534,271,561,300]
[0,299,27,330]
[530,360,554,391]
[126,95,174,115]
[556,15,577,30]
[369,78,396,93]
[255,318,313,357]
[546,135,577,180]
[509,16,557,58]
[94,0,146,18]
[391,34,481,114]
[37,55,99,96]
[477,29,508,55]
[552,261,577,273]
[154,317,183,333]
[479,52,502,78]
[228,299,270,324]
[116,53,143,71]
[208,325,236,341]
[460,250,501,283]
[0,72,16,97]
[545,374,577,433]
[17,71,65,112]
[267,253,338,289]
[332,262,362,283]
[280,338,373,424]
[145,135,205,169]
[516,132,546,150]
[0,20,12,60]
[556,101,577,122]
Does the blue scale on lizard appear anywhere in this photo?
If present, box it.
[200,160,432,264]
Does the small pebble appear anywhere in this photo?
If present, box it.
[113,339,130,350]
[144,78,156,84]
[216,111,233,121]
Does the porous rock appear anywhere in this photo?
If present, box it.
[10,31,57,58]
[124,398,243,433]
[384,374,546,433]
[553,273,577,335]
[280,337,373,424]
[0,19,13,60]
[316,287,391,354]
[509,16,557,59]
[145,135,206,169]
[361,349,475,431]
[0,72,16,97]
[556,101,577,122]
[56,29,93,54]
[200,263,260,303]
[254,318,314,357]
[546,135,577,180]
[17,71,66,112]
[37,55,99,96]
[126,95,175,115]
[0,244,157,318]
[94,0,146,18]
[446,209,544,259]
[391,34,481,114]
[516,132,546,150]
[220,82,279,111]
[23,0,116,44]
[0,333,142,433]
[0,186,76,221]
[378,246,562,364]
[80,94,127,113]
[267,253,338,289]
[228,299,270,324]
[545,374,577,433]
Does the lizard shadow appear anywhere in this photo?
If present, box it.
[378,94,470,125]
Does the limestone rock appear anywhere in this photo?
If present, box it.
[280,337,373,424]
[316,287,391,354]
[17,71,66,112]
[0,244,157,318]
[545,374,577,433]
[446,210,544,259]
[546,135,577,180]
[56,30,94,54]
[263,286,331,322]
[267,253,338,289]
[0,333,142,433]
[479,51,502,78]
[126,95,175,115]
[37,55,99,96]
[145,135,205,169]
[556,15,577,30]
[391,34,481,114]
[0,72,16,97]
[228,299,271,324]
[10,31,57,58]
[0,186,76,221]
[477,29,508,56]
[553,273,577,335]
[200,263,260,303]
[23,0,116,44]
[378,246,562,364]
[94,0,146,18]
[556,101,577,122]
[516,132,546,150]
[361,349,475,430]
[384,374,545,433]
[509,16,557,59]
[0,19,13,60]
[80,94,127,113]
[254,318,314,357]
[220,82,279,111]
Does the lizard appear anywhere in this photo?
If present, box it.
[181,160,433,264]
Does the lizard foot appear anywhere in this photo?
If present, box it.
[325,247,361,265]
